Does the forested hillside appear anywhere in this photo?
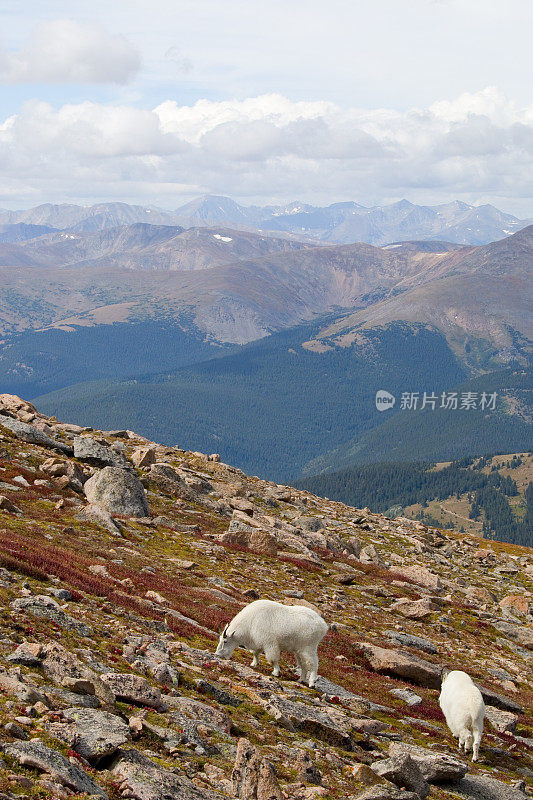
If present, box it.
[302,368,533,475]
[34,321,467,481]
[0,320,233,398]
[295,453,533,547]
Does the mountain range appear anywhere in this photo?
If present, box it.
[1,223,530,361]
[1,195,530,245]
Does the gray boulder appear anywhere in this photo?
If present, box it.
[440,774,529,799]
[232,737,283,800]
[169,696,230,733]
[264,696,355,749]
[75,503,124,534]
[101,672,163,709]
[47,707,130,764]
[315,675,393,713]
[356,790,420,800]
[149,463,196,501]
[43,686,102,709]
[384,630,438,654]
[110,747,224,799]
[73,435,130,468]
[40,641,115,705]
[7,642,43,667]
[371,754,430,798]
[478,685,523,714]
[84,467,149,517]
[485,705,519,733]
[357,642,441,688]
[4,740,107,797]
[388,742,467,782]
[296,516,324,532]
[390,688,422,707]
[11,595,91,637]
[0,496,21,514]
[0,415,71,454]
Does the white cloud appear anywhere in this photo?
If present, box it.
[0,88,532,213]
[0,19,140,84]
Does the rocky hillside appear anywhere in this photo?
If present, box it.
[303,226,533,371]
[0,393,531,800]
[0,235,465,343]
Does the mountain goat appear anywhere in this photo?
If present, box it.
[439,669,485,761]
[215,599,329,688]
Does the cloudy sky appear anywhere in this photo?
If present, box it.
[1,0,532,215]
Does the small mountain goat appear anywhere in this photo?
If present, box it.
[215,599,329,687]
[439,669,485,761]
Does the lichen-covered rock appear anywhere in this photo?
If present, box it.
[357,642,441,688]
[295,748,322,785]
[388,742,467,782]
[73,435,131,468]
[0,673,48,705]
[11,595,92,637]
[360,544,382,564]
[390,688,422,707]
[132,446,157,468]
[46,707,130,764]
[0,394,37,415]
[75,503,124,534]
[0,495,21,514]
[439,774,530,800]
[356,788,420,800]
[390,597,439,619]
[371,754,430,798]
[169,696,231,733]
[383,631,438,654]
[256,759,283,800]
[220,527,278,556]
[485,705,519,733]
[499,594,530,615]
[149,462,195,500]
[4,740,107,797]
[493,620,533,650]
[394,565,442,589]
[7,641,44,666]
[296,516,324,532]
[231,738,283,800]
[478,685,523,713]
[110,747,224,799]
[40,641,115,704]
[465,585,496,605]
[265,697,355,749]
[84,466,149,517]
[0,415,71,454]
[101,672,163,709]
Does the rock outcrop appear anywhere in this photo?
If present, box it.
[84,466,149,517]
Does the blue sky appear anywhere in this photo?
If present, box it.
[0,0,532,214]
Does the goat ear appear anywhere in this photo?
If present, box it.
[440,667,450,682]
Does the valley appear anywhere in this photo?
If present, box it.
[0,203,531,527]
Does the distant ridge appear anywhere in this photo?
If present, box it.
[0,195,529,246]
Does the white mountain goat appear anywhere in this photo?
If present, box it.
[215,599,329,687]
[439,669,485,761]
